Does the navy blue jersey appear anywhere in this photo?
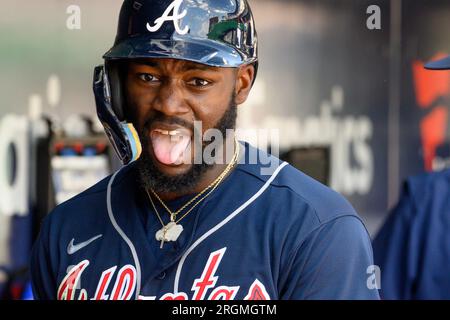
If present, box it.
[30,142,379,300]
[373,169,450,299]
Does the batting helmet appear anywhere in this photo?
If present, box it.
[93,0,259,165]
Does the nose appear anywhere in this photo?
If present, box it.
[152,79,190,116]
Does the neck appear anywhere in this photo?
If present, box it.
[152,136,238,202]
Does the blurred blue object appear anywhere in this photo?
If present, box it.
[60,148,77,156]
[373,169,450,299]
[21,281,33,300]
[83,147,97,156]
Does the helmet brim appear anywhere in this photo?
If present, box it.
[103,35,256,68]
[424,55,450,70]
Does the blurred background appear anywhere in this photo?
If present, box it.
[1,0,450,299]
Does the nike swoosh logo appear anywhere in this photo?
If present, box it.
[67,234,103,255]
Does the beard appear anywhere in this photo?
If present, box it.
[135,96,238,194]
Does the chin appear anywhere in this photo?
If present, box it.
[136,138,211,194]
[153,160,193,177]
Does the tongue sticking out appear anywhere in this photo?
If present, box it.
[151,130,191,165]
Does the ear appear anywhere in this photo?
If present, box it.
[234,64,255,105]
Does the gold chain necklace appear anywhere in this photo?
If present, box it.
[151,139,239,222]
[146,140,240,248]
[146,191,180,249]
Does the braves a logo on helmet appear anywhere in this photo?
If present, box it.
[146,0,189,35]
[57,248,271,300]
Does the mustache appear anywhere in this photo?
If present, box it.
[139,113,206,143]
[143,113,194,132]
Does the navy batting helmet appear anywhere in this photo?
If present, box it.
[93,0,258,165]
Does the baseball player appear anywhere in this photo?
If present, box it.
[30,0,379,300]
[372,55,450,299]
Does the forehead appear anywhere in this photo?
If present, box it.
[127,58,224,73]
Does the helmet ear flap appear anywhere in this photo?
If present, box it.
[93,64,142,165]
[105,60,125,121]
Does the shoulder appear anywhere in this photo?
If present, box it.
[396,169,450,215]
[237,142,359,224]
[405,168,450,197]
[391,169,450,222]
[274,163,357,223]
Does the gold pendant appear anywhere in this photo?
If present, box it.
[155,222,184,248]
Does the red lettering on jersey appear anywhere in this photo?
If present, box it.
[93,266,117,300]
[191,248,226,300]
[57,260,89,300]
[160,292,188,300]
[208,285,240,300]
[244,279,271,300]
[110,265,136,300]
[78,289,88,300]
[57,251,271,301]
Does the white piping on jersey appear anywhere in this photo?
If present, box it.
[107,169,142,300]
[173,161,289,294]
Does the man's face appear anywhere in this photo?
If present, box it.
[123,58,250,193]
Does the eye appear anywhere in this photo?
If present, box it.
[138,73,159,83]
[187,78,211,87]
